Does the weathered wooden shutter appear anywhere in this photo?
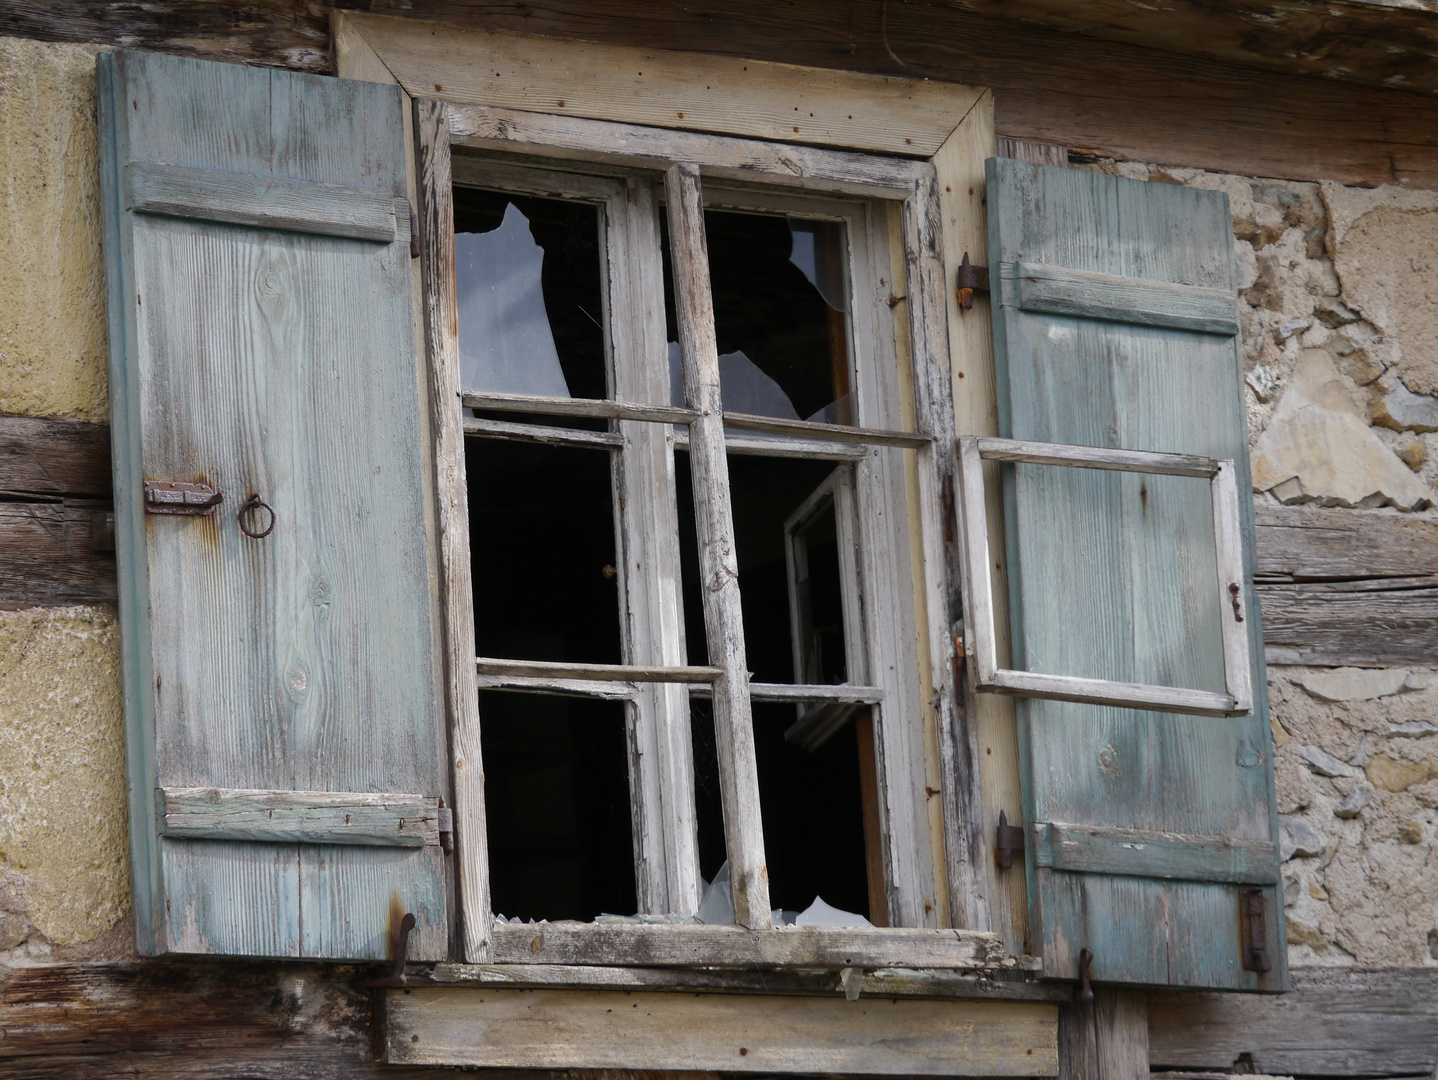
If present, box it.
[986,158,1285,991]
[99,50,448,960]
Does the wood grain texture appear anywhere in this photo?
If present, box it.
[1148,965,1438,1077]
[160,787,442,847]
[1257,577,1438,669]
[1059,988,1148,1080]
[1254,503,1438,580]
[123,162,402,242]
[431,961,1070,1001]
[0,415,112,498]
[1010,261,1240,336]
[488,922,1019,969]
[0,959,477,1080]
[0,500,117,607]
[412,96,489,963]
[13,2,1438,188]
[663,163,770,928]
[100,49,448,961]
[988,158,1283,991]
[1032,822,1278,885]
[384,986,1058,1075]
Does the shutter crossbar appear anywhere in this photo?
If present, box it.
[1006,261,1240,336]
[160,787,441,847]
[1033,821,1279,885]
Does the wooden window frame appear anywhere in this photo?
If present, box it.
[956,436,1254,718]
[336,11,1012,967]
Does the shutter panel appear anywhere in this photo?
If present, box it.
[985,158,1285,991]
[99,50,448,960]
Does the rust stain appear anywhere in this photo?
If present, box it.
[387,893,406,962]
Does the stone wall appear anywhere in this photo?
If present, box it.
[1077,156,1438,967]
[0,31,1435,970]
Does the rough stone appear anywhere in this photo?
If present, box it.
[1325,840,1438,964]
[0,37,108,423]
[1314,296,1361,327]
[1251,350,1436,509]
[1297,744,1360,778]
[1372,380,1438,433]
[1334,783,1373,819]
[1365,755,1436,792]
[1322,182,1438,397]
[1397,820,1424,844]
[1296,666,1411,703]
[1390,721,1438,737]
[1279,815,1328,861]
[1246,364,1281,403]
[1395,437,1425,471]
[0,606,128,950]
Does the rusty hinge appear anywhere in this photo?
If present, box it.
[995,809,1025,869]
[941,472,955,543]
[144,480,222,516]
[955,252,990,310]
[438,798,454,855]
[410,207,421,259]
[1240,886,1271,972]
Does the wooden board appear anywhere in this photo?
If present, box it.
[384,986,1058,1075]
[987,158,1284,991]
[1149,966,1438,1078]
[1254,503,1438,580]
[0,960,475,1080]
[0,416,112,499]
[99,49,448,961]
[17,3,1438,189]
[0,500,116,608]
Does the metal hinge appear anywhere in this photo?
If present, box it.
[995,809,1025,869]
[144,480,222,516]
[409,207,421,259]
[955,252,990,310]
[438,798,454,855]
[1240,886,1271,972]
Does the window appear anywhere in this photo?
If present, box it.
[417,106,967,955]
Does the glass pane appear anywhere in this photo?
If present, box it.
[467,438,622,665]
[663,211,853,424]
[480,691,636,922]
[675,453,851,684]
[454,187,608,400]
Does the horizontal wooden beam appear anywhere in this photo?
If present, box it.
[384,986,1058,1074]
[0,500,116,609]
[1010,261,1240,337]
[428,961,1071,1001]
[160,787,441,847]
[1032,821,1277,885]
[0,416,111,499]
[1149,966,1438,1077]
[476,657,723,682]
[489,922,1024,970]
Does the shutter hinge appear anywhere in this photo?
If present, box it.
[409,206,421,259]
[995,809,1025,869]
[956,252,990,310]
[941,472,955,543]
[438,798,454,855]
[1240,886,1271,972]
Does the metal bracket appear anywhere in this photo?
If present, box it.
[955,251,990,310]
[357,912,416,988]
[995,809,1025,869]
[1240,886,1271,972]
[1075,947,1095,1003]
[144,480,223,516]
[438,798,454,855]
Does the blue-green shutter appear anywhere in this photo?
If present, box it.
[987,158,1286,991]
[99,50,448,961]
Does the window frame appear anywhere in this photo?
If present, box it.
[356,14,1005,966]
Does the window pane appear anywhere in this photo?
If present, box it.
[480,691,636,922]
[467,438,622,665]
[454,187,608,400]
[663,211,853,424]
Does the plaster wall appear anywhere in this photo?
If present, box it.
[0,33,1436,969]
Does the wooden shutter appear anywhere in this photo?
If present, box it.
[985,158,1285,991]
[98,50,448,960]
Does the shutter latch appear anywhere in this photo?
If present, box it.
[438,798,454,855]
[995,809,1025,869]
[358,911,416,988]
[1240,886,1271,972]
[955,252,990,310]
[144,480,222,515]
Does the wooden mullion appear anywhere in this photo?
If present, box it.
[463,389,697,425]
[721,412,930,448]
[476,657,722,683]
[664,162,771,929]
[462,415,622,450]
[416,98,491,962]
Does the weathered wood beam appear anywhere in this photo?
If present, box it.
[0,416,111,499]
[0,960,475,1079]
[1148,966,1438,1077]
[4,3,1438,189]
[0,500,116,608]
[1059,988,1149,1080]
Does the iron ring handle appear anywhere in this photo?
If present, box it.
[237,494,275,539]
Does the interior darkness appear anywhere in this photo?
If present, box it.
[453,186,608,400]
[467,437,635,921]
[479,691,637,921]
[662,210,850,421]
[691,698,870,919]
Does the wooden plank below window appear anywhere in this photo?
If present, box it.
[384,986,1058,1076]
